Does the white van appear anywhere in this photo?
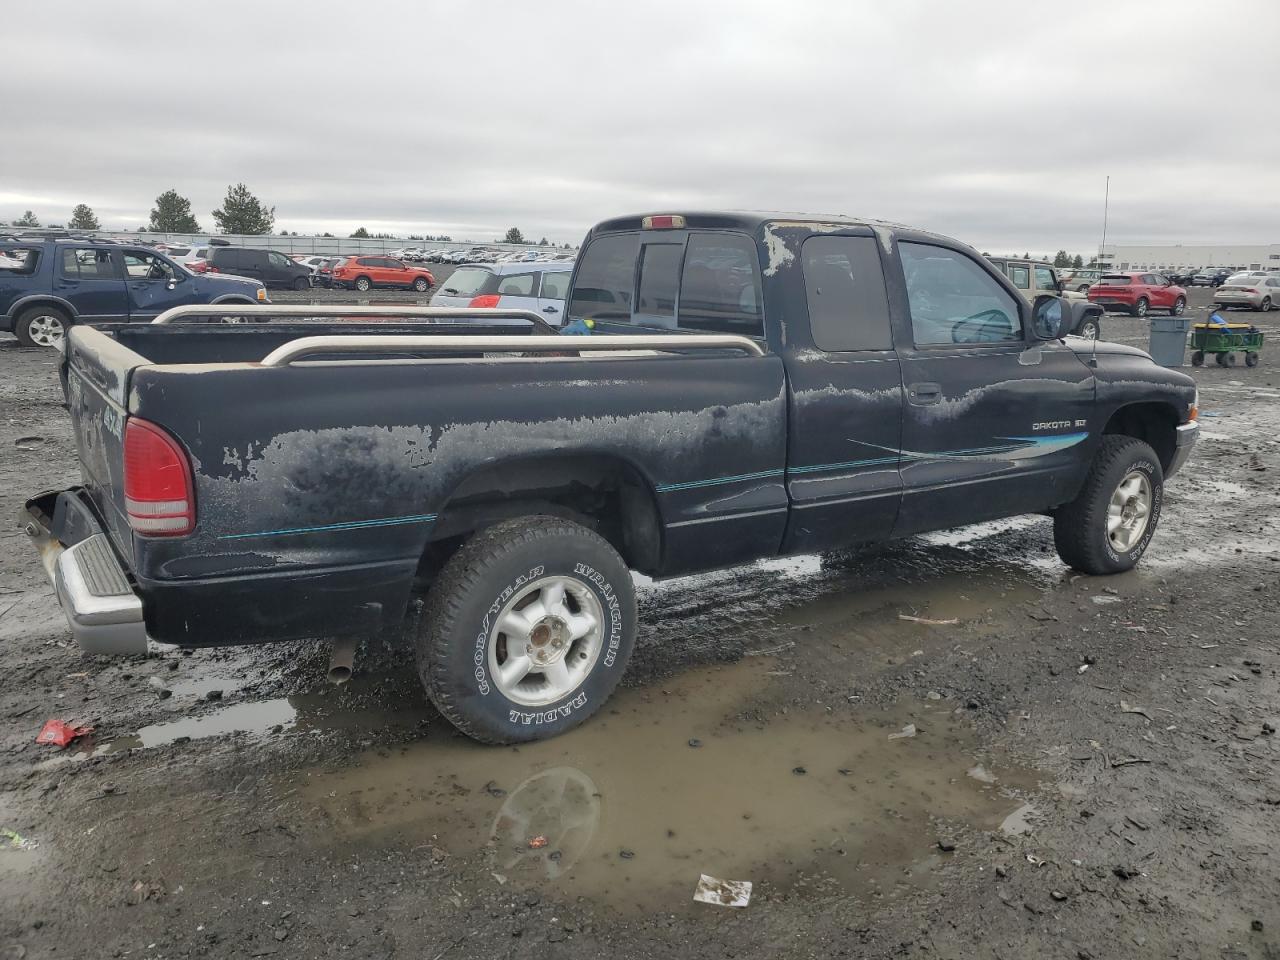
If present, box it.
[430,260,573,326]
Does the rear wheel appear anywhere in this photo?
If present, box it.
[1261,296,1272,312]
[293,276,310,291]
[1132,297,1149,318]
[15,305,70,348]
[354,276,372,292]
[1054,436,1163,575]
[1171,297,1186,316]
[417,516,636,744]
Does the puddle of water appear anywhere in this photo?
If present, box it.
[1000,802,1038,836]
[84,674,431,756]
[294,659,1036,911]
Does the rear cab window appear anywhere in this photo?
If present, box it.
[567,231,764,337]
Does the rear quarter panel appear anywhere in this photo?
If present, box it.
[126,352,789,584]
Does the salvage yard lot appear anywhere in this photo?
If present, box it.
[1,287,1278,959]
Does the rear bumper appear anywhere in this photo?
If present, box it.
[22,495,148,655]
[23,489,417,653]
[1167,421,1199,479]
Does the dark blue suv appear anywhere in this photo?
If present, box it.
[0,239,268,347]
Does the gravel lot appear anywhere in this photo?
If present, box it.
[2,287,1278,959]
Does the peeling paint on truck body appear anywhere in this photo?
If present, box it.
[42,212,1197,649]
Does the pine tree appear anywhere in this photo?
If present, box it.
[149,190,202,232]
[211,183,275,235]
[13,210,40,227]
[504,227,525,244]
[349,227,370,239]
[69,204,101,231]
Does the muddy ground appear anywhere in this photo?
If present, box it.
[1,288,1278,960]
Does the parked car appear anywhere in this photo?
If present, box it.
[207,247,314,290]
[330,255,435,292]
[1086,272,1187,317]
[1165,268,1198,285]
[987,258,1102,338]
[1059,268,1104,293]
[23,210,1198,745]
[164,245,210,268]
[293,255,334,275]
[1214,274,1280,312]
[1190,269,1232,287]
[314,257,345,288]
[0,238,267,347]
[430,261,573,325]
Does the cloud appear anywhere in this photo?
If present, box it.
[6,0,1279,253]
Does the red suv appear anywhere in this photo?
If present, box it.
[1086,272,1187,318]
[331,256,435,293]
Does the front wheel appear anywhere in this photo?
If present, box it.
[1078,316,1100,340]
[354,276,372,292]
[417,516,636,744]
[1054,436,1163,575]
[1191,350,1205,366]
[1245,352,1260,367]
[413,277,430,293]
[1171,297,1186,316]
[293,276,310,291]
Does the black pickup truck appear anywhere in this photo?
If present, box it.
[23,211,1199,743]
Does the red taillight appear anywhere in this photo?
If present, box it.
[123,418,195,536]
[469,294,501,308]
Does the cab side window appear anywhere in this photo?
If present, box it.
[496,272,537,296]
[268,251,291,268]
[61,248,116,280]
[1007,264,1031,289]
[1034,265,1057,290]
[122,251,176,281]
[801,236,891,351]
[539,270,570,301]
[900,242,1021,346]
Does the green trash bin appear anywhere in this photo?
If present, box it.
[1148,317,1192,368]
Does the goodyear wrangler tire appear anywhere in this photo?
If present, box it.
[417,516,636,744]
[1053,436,1163,575]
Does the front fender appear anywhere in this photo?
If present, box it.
[1063,298,1102,335]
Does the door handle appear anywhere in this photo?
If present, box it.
[907,382,941,405]
[542,306,559,313]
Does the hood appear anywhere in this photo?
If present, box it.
[1064,337,1151,360]
[206,272,263,289]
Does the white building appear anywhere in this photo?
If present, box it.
[1097,243,1280,273]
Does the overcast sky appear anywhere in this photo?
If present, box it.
[6,0,1279,253]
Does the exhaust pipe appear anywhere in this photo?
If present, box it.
[327,636,358,684]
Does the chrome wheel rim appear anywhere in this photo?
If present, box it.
[487,575,603,706]
[356,279,370,291]
[1107,471,1152,553]
[27,314,65,347]
[1136,300,1148,317]
[1081,321,1098,340]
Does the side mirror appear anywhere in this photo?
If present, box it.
[1032,295,1064,340]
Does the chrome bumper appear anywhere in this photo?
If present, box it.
[23,506,148,655]
[1167,420,1199,479]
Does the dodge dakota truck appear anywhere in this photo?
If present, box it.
[23,211,1200,743]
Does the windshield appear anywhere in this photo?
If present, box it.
[437,266,492,297]
[1099,275,1133,285]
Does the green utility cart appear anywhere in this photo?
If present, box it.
[1190,321,1264,368]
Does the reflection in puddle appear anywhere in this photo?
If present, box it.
[295,660,1037,911]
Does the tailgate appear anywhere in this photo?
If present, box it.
[62,327,149,565]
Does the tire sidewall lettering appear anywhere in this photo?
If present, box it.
[1102,458,1162,564]
[473,564,544,696]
